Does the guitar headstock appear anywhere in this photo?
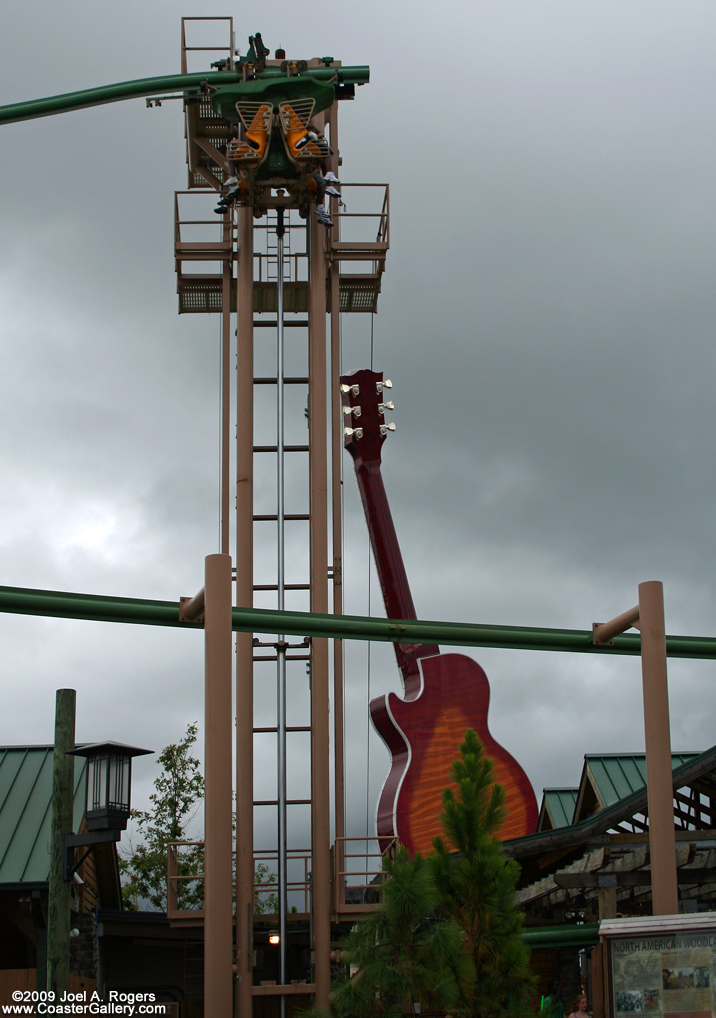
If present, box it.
[339,368,395,463]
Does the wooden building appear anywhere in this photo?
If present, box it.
[0,745,121,1002]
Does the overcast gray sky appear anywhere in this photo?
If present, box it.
[2,2,716,856]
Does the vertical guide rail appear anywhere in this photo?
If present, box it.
[220,213,231,554]
[275,209,288,1007]
[327,101,346,912]
[235,206,255,1018]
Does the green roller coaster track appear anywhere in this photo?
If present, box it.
[0,65,369,126]
[0,584,714,659]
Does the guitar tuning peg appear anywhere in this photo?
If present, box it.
[379,422,396,436]
[378,400,394,414]
[342,405,362,417]
[340,383,360,396]
[376,379,393,393]
[344,427,364,439]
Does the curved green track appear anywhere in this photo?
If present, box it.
[0,65,369,125]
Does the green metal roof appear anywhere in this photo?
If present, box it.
[538,788,578,831]
[506,745,716,860]
[0,746,87,886]
[579,752,697,818]
[536,754,701,835]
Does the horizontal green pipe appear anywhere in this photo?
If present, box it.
[522,923,600,948]
[0,65,369,125]
[0,584,715,659]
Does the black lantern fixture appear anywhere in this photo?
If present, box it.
[64,741,151,880]
[70,741,151,831]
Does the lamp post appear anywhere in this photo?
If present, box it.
[64,742,152,879]
[47,728,151,998]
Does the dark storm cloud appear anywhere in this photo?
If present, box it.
[1,0,715,842]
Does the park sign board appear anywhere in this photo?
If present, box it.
[600,913,716,1017]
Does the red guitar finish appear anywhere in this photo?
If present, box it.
[341,368,537,856]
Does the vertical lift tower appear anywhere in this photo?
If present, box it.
[174,19,389,1016]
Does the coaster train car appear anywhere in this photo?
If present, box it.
[206,33,367,217]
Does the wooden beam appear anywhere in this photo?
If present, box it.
[554,869,716,888]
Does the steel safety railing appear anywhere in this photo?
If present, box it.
[253,250,307,285]
[181,16,234,75]
[254,848,313,915]
[332,835,396,915]
[330,183,390,260]
[166,841,313,920]
[174,192,233,263]
[165,839,602,947]
[166,840,206,922]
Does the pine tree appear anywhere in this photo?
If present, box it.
[429,728,534,1018]
[331,846,467,1017]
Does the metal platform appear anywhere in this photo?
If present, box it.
[174,184,389,314]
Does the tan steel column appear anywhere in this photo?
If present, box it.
[639,580,679,915]
[327,101,346,892]
[235,207,255,1017]
[204,553,234,1018]
[308,196,331,1008]
[220,222,232,554]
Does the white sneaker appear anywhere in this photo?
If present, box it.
[325,185,341,198]
[315,204,333,227]
[224,175,238,187]
[325,171,340,184]
[296,130,318,151]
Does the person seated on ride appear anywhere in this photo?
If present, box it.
[222,103,273,197]
[285,115,340,228]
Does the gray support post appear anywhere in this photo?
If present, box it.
[47,688,76,998]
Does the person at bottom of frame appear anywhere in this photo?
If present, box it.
[566,994,590,1018]
[541,979,565,1017]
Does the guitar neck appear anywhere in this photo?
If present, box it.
[353,455,440,694]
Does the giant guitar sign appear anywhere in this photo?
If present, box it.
[341,368,538,855]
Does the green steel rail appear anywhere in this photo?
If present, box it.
[521,923,600,948]
[1,584,715,658]
[0,66,370,125]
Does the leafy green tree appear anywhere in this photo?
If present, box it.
[120,724,279,915]
[331,846,467,1017]
[120,723,205,911]
[254,860,279,915]
[430,728,534,1018]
